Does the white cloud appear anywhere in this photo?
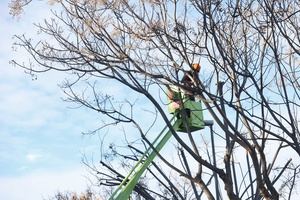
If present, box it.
[0,167,92,200]
[26,153,42,162]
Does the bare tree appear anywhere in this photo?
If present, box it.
[10,0,300,199]
[46,189,103,200]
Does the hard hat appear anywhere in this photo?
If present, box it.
[192,63,201,72]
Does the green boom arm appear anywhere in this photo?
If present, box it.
[109,118,181,200]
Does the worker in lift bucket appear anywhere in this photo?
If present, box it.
[167,63,201,114]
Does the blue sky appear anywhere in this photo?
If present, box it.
[0,1,110,199]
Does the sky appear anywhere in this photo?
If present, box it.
[0,1,108,199]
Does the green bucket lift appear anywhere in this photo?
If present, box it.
[109,86,205,200]
[167,86,205,132]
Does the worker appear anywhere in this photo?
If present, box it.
[181,63,201,100]
[167,85,181,113]
[167,63,201,115]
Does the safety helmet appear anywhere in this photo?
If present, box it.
[192,63,201,72]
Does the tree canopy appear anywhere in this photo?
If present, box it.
[11,0,300,199]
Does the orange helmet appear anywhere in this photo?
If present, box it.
[192,63,201,72]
